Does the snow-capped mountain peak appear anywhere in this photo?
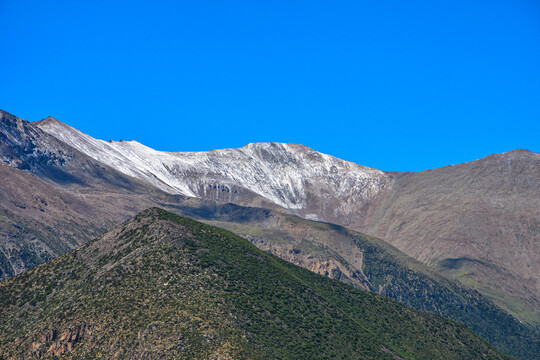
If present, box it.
[35,118,392,214]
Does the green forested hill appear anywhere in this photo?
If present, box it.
[0,208,512,359]
[203,211,539,359]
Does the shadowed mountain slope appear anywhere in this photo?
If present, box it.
[0,208,513,360]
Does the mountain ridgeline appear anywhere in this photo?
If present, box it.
[0,109,539,359]
[35,114,540,325]
[0,209,512,360]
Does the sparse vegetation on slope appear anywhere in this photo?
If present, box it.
[206,213,540,360]
[0,208,512,359]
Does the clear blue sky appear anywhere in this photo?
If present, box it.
[1,0,539,171]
